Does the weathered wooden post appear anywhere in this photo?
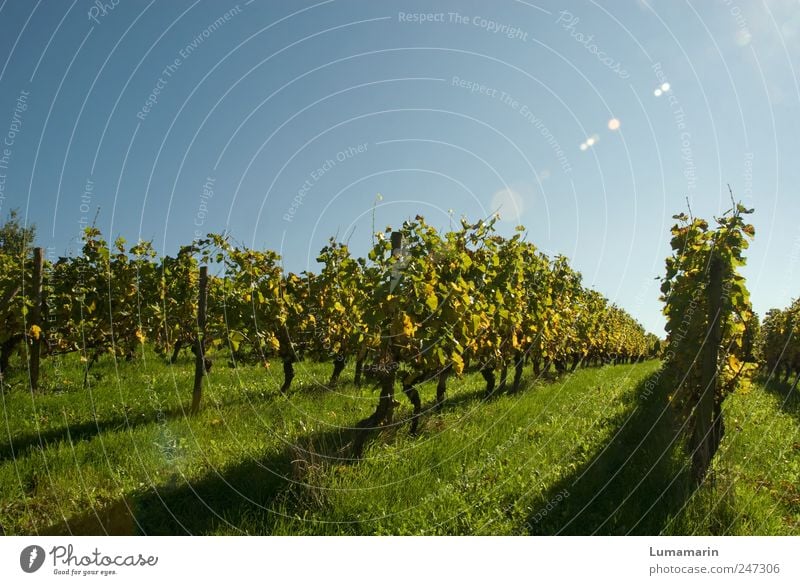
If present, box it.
[191,265,208,414]
[29,247,44,391]
[691,254,724,483]
[390,231,403,255]
[377,231,403,423]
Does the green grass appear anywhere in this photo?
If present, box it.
[665,376,800,535]
[0,350,797,535]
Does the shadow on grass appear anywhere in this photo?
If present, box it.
[0,406,193,464]
[39,497,139,536]
[41,423,367,535]
[524,371,696,535]
[760,373,800,422]
[0,380,324,464]
[39,378,494,535]
[39,364,648,535]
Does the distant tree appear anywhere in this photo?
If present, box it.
[0,209,36,374]
[0,208,36,257]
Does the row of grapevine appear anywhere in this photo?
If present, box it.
[0,217,658,428]
[757,299,800,385]
[350,216,657,439]
[659,202,758,483]
[0,247,30,374]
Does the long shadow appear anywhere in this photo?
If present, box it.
[38,365,639,535]
[39,496,139,536]
[0,405,192,463]
[41,423,362,535]
[1,380,315,464]
[433,365,596,414]
[524,372,695,535]
[38,376,498,535]
[760,373,800,422]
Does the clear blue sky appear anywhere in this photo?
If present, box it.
[1,0,799,335]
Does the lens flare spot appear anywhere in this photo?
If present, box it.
[735,29,752,46]
[490,188,524,221]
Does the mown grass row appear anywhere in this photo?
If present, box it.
[0,351,797,535]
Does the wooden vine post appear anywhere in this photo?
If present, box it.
[191,265,208,414]
[374,231,403,425]
[29,247,44,391]
[691,253,724,484]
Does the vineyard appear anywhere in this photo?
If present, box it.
[1,214,658,426]
[758,299,800,387]
[1,203,799,535]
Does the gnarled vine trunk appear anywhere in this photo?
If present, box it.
[511,351,524,393]
[482,367,496,397]
[329,355,346,387]
[691,255,724,484]
[436,365,451,410]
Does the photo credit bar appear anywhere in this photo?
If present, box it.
[1,537,798,583]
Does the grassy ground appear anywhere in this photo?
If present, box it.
[0,350,797,535]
